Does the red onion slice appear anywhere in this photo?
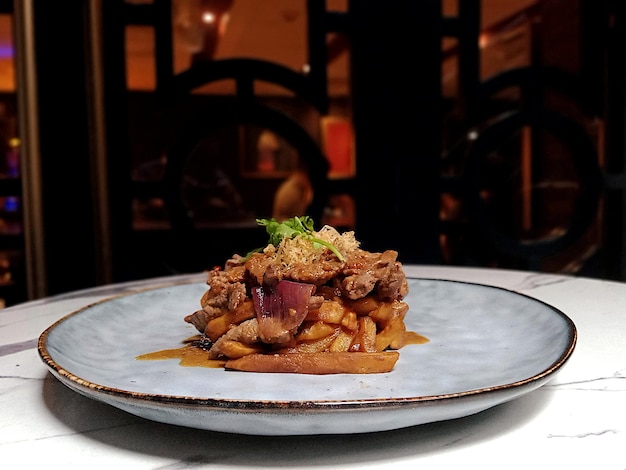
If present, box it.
[252,280,315,343]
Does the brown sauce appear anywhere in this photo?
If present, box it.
[136,336,226,368]
[395,331,430,347]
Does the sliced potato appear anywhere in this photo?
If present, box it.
[329,328,356,352]
[375,317,406,351]
[340,311,358,331]
[369,302,394,323]
[277,328,340,353]
[296,321,336,341]
[205,300,255,341]
[369,300,408,327]
[350,316,377,352]
[218,340,264,359]
[305,300,345,324]
[225,351,399,374]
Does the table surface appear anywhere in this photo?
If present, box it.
[1,265,624,469]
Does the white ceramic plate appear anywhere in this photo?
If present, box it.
[38,278,576,436]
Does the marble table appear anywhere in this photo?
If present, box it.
[1,265,624,469]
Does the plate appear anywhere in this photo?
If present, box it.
[38,278,576,436]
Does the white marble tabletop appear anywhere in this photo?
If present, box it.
[1,265,624,469]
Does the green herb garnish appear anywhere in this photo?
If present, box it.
[245,216,344,262]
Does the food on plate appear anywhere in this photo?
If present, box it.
[183,216,425,374]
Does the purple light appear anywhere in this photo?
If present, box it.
[0,45,13,59]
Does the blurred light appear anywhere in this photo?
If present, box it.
[478,32,489,49]
[219,13,230,36]
[467,130,479,140]
[202,11,216,24]
[302,64,311,74]
[4,197,18,212]
[0,45,13,58]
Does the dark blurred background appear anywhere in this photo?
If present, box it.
[0,0,624,307]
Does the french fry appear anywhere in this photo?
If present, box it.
[278,328,340,353]
[225,351,399,374]
[375,317,407,351]
[330,328,356,352]
[296,321,336,341]
[350,316,377,352]
[340,311,358,331]
[218,340,265,359]
[369,302,395,324]
[370,300,408,327]
[306,300,345,324]
[205,300,255,341]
